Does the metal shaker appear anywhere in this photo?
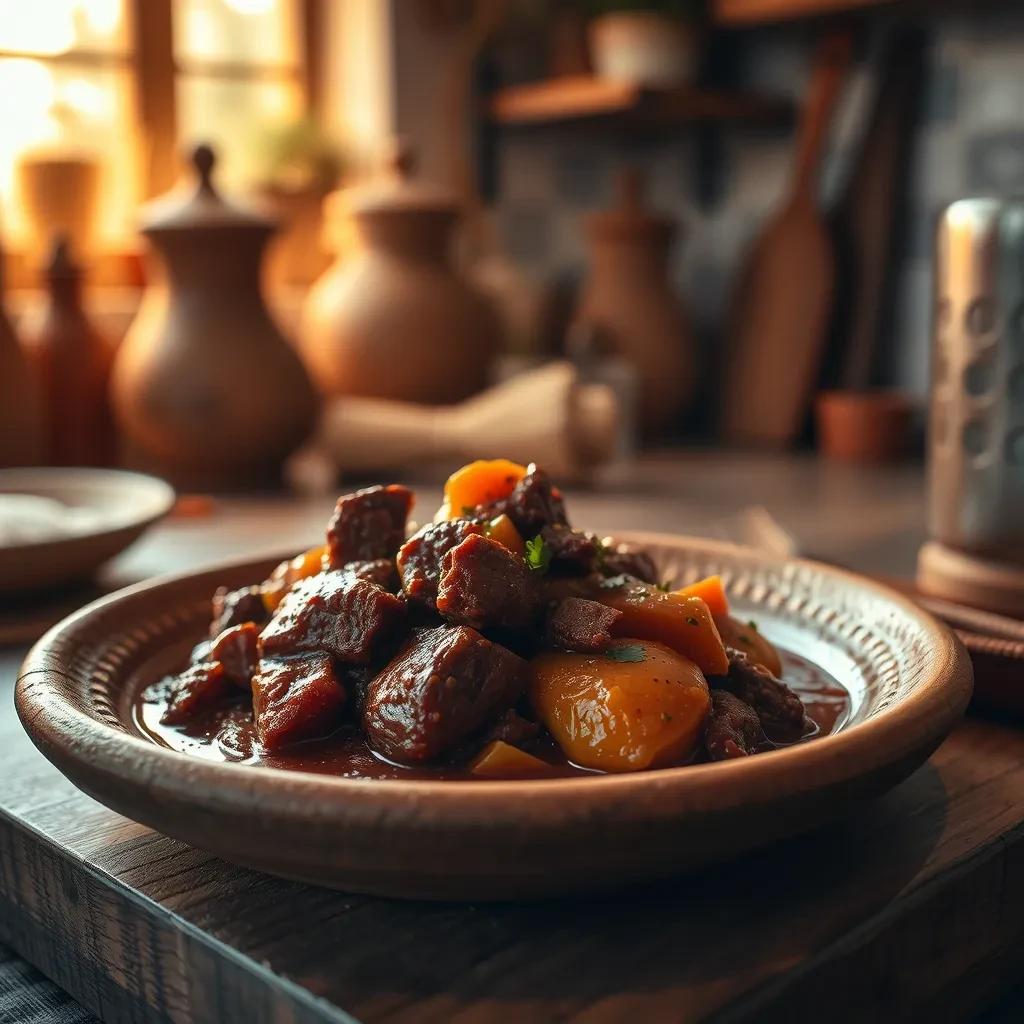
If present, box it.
[927,197,1024,565]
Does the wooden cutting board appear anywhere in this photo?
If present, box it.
[723,31,853,447]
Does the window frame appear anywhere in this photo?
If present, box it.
[132,0,319,198]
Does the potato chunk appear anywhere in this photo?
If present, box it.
[470,741,550,778]
[529,639,710,773]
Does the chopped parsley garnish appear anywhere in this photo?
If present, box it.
[685,616,700,627]
[525,535,553,573]
[605,643,646,663]
[748,619,759,631]
[656,580,672,593]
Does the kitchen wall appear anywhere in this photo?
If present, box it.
[491,7,1024,400]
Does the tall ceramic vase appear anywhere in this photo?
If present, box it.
[575,169,695,437]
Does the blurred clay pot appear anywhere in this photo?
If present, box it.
[111,145,317,488]
[576,168,695,438]
[300,143,498,405]
[815,390,913,463]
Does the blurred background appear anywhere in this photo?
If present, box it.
[0,0,1021,486]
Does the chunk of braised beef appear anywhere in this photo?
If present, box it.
[325,484,414,569]
[598,543,659,585]
[546,597,622,653]
[259,570,406,663]
[436,533,541,632]
[209,622,259,688]
[345,557,400,592]
[397,519,484,607]
[541,524,599,575]
[363,625,529,762]
[715,647,808,741]
[339,663,374,717]
[252,654,346,752]
[704,690,768,760]
[490,464,567,536]
[479,708,541,749]
[159,662,231,725]
[210,585,268,637]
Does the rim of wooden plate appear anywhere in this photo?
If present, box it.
[15,532,973,834]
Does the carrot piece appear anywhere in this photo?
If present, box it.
[601,583,729,677]
[675,575,730,619]
[440,459,527,520]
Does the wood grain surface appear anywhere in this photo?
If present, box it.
[1,454,1021,1023]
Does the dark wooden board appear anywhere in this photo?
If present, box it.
[6,656,1024,1023]
[2,458,1023,1023]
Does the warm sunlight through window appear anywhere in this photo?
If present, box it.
[0,0,135,252]
[173,0,304,194]
[0,0,306,268]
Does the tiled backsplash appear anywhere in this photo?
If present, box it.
[492,9,1024,400]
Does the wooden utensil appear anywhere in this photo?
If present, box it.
[833,29,925,391]
[312,361,619,479]
[723,31,853,447]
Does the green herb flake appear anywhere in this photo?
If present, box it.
[605,643,646,663]
[656,580,672,593]
[685,616,700,627]
[747,619,759,631]
[739,634,753,645]
[661,712,673,722]
[525,535,553,574]
[461,505,476,517]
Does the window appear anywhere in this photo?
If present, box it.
[0,1,136,252]
[173,0,306,195]
[0,0,309,270]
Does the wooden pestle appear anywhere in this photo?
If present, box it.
[312,362,619,479]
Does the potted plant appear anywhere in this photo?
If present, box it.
[587,1,703,88]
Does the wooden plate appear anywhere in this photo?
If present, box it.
[0,468,175,594]
[15,534,972,900]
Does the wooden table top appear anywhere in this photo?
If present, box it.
[2,452,1022,1023]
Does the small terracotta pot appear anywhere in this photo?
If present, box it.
[588,12,699,88]
[815,390,914,463]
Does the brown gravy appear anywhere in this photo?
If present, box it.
[135,650,851,781]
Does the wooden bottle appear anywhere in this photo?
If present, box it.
[0,245,43,467]
[30,235,115,465]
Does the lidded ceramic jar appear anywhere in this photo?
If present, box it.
[300,143,499,404]
[111,145,317,487]
[575,168,694,437]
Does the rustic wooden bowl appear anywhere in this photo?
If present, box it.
[15,534,972,900]
[0,468,175,594]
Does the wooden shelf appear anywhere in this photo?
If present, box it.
[488,75,792,128]
[713,0,897,24]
